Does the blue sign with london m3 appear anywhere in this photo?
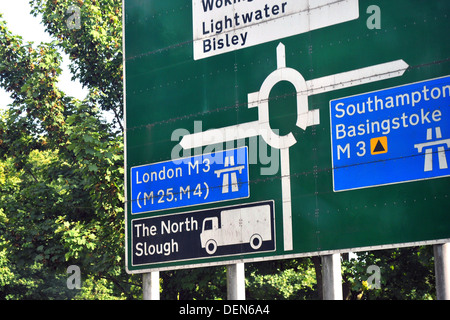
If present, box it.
[130,147,249,214]
[330,76,450,191]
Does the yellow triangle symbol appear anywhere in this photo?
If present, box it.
[370,137,388,155]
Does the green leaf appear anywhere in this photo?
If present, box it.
[83,134,94,143]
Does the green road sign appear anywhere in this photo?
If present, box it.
[124,0,450,273]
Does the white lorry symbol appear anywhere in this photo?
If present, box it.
[200,204,272,255]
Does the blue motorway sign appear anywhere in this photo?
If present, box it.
[131,201,275,267]
[330,76,450,191]
[130,147,249,214]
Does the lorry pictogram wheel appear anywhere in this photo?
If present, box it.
[205,239,217,255]
[250,234,263,250]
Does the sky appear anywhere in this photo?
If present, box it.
[0,0,88,110]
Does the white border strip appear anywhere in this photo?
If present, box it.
[128,238,450,274]
[123,0,130,273]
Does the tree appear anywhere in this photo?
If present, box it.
[0,0,137,299]
[342,247,436,300]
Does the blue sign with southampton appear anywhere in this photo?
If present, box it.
[330,76,450,191]
[130,147,249,214]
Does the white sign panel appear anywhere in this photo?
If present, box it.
[192,0,360,60]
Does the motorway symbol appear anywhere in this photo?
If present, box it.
[214,155,245,194]
[415,127,450,172]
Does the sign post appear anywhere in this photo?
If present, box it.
[142,272,160,300]
[322,254,343,300]
[227,263,246,300]
[434,243,450,300]
[124,0,450,298]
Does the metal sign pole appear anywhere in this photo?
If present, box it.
[322,254,343,300]
[227,263,246,300]
[434,243,450,300]
[143,272,160,300]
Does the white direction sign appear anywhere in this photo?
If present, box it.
[192,0,360,60]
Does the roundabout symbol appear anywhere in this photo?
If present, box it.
[180,43,408,251]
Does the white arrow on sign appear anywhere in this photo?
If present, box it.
[181,44,408,149]
[180,43,408,251]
